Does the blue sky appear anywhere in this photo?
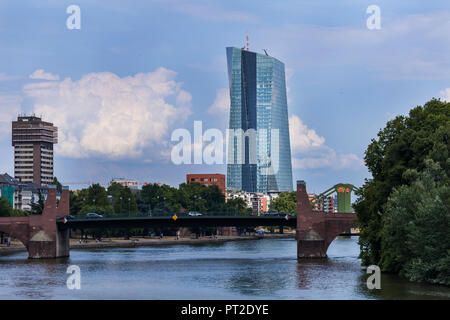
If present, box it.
[1,0,449,194]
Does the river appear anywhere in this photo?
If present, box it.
[0,237,449,299]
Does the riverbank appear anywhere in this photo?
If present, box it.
[0,233,295,255]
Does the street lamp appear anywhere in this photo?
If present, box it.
[128,197,131,215]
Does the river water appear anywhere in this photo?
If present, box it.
[0,237,449,300]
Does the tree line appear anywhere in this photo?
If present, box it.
[69,182,252,217]
[355,98,449,285]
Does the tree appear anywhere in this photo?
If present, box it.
[137,183,180,214]
[78,184,114,215]
[116,187,138,216]
[0,196,13,217]
[70,189,88,215]
[52,177,63,190]
[85,184,110,207]
[354,98,450,267]
[224,198,250,216]
[108,183,139,215]
[380,160,450,285]
[269,192,297,214]
[30,192,45,215]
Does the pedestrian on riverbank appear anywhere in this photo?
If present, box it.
[160,232,163,240]
[6,237,11,247]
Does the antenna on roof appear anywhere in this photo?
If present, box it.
[246,30,249,51]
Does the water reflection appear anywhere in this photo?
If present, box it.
[0,237,449,300]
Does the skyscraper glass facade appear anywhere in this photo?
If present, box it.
[226,47,293,193]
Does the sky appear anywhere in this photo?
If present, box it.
[1,0,450,194]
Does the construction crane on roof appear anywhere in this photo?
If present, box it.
[61,181,162,187]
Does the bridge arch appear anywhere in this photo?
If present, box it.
[0,218,30,249]
[296,180,358,258]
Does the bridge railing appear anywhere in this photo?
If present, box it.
[66,211,294,220]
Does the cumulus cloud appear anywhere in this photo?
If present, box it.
[289,115,324,153]
[289,115,363,170]
[0,95,22,134]
[440,88,450,102]
[207,88,229,114]
[29,69,60,81]
[23,68,191,159]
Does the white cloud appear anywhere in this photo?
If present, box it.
[439,88,450,102]
[29,69,60,81]
[0,95,22,134]
[23,68,192,159]
[289,115,324,153]
[207,88,229,114]
[289,114,363,170]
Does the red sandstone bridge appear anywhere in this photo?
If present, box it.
[0,181,357,259]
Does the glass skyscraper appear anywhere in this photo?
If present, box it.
[226,47,293,193]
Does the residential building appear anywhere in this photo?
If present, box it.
[226,47,293,193]
[0,173,49,211]
[322,195,337,213]
[12,115,57,185]
[226,189,276,214]
[251,194,268,215]
[186,173,226,194]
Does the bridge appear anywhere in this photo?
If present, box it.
[60,215,296,230]
[0,181,357,259]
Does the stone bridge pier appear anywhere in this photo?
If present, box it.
[296,180,357,258]
[0,186,70,259]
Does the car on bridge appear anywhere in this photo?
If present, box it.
[187,211,203,216]
[264,212,290,217]
[56,215,75,223]
[86,213,103,219]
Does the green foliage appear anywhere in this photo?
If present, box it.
[354,98,450,282]
[0,196,13,217]
[269,192,297,214]
[68,180,251,220]
[79,205,114,215]
[380,160,450,285]
[136,182,235,216]
[30,192,45,215]
[107,183,138,215]
[70,189,87,215]
[52,177,63,190]
[223,198,251,216]
[70,184,114,216]
[137,183,180,214]
[11,209,29,217]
